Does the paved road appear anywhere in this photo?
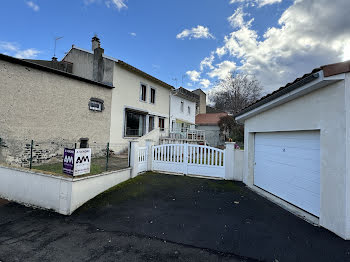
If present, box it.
[0,173,350,261]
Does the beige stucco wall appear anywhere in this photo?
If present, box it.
[63,48,114,86]
[109,63,170,145]
[242,77,350,239]
[0,59,112,143]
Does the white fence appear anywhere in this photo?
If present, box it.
[152,144,225,178]
[138,146,148,173]
[131,141,240,180]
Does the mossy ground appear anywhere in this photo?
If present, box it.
[78,172,243,211]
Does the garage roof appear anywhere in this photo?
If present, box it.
[235,60,350,118]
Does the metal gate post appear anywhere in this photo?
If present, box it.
[29,140,34,169]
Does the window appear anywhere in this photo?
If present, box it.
[125,110,146,137]
[149,116,155,132]
[159,117,165,131]
[180,101,184,112]
[150,88,156,104]
[188,106,191,115]
[89,98,104,112]
[140,84,147,101]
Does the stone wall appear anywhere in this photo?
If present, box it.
[0,58,114,166]
[0,138,76,167]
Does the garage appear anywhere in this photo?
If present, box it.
[254,131,320,217]
[234,60,350,239]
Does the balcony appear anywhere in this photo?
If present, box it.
[160,128,206,144]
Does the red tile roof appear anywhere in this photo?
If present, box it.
[196,112,228,126]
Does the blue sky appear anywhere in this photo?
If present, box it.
[1,0,349,93]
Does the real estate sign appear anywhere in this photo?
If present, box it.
[63,148,75,175]
[63,148,91,176]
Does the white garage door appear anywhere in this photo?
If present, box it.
[254,131,320,217]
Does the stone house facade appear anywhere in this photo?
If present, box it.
[0,54,113,166]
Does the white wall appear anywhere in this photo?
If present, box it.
[0,166,72,214]
[70,168,131,212]
[109,64,171,145]
[241,78,349,239]
[170,94,196,126]
[0,165,132,215]
[234,150,244,181]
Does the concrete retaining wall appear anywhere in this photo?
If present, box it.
[0,165,132,215]
[70,169,131,212]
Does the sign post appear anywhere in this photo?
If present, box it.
[63,148,91,176]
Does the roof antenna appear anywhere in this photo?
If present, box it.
[53,36,64,60]
[172,77,178,88]
[181,75,186,87]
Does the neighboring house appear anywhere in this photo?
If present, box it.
[159,87,206,144]
[23,57,73,73]
[0,53,113,165]
[196,112,228,147]
[170,87,198,131]
[63,37,172,146]
[235,60,350,240]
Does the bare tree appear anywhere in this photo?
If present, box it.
[209,72,263,115]
[210,72,262,143]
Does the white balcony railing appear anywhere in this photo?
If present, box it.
[161,128,205,142]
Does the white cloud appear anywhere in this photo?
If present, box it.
[200,79,211,88]
[200,52,215,71]
[186,69,212,88]
[26,1,39,11]
[177,25,214,40]
[228,7,254,29]
[106,0,127,10]
[230,0,282,7]
[0,41,40,59]
[130,32,136,37]
[85,0,127,10]
[216,46,227,57]
[186,70,201,82]
[344,44,350,61]
[208,61,237,80]
[215,0,350,92]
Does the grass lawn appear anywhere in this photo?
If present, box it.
[32,156,129,176]
[33,161,104,176]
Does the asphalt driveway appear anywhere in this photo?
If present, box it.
[0,172,350,262]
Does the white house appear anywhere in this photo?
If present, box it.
[63,37,172,146]
[235,60,350,239]
[170,87,197,131]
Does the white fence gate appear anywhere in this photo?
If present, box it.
[138,146,148,173]
[152,144,225,179]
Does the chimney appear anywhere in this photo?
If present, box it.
[192,89,207,114]
[91,35,101,51]
[92,37,105,82]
